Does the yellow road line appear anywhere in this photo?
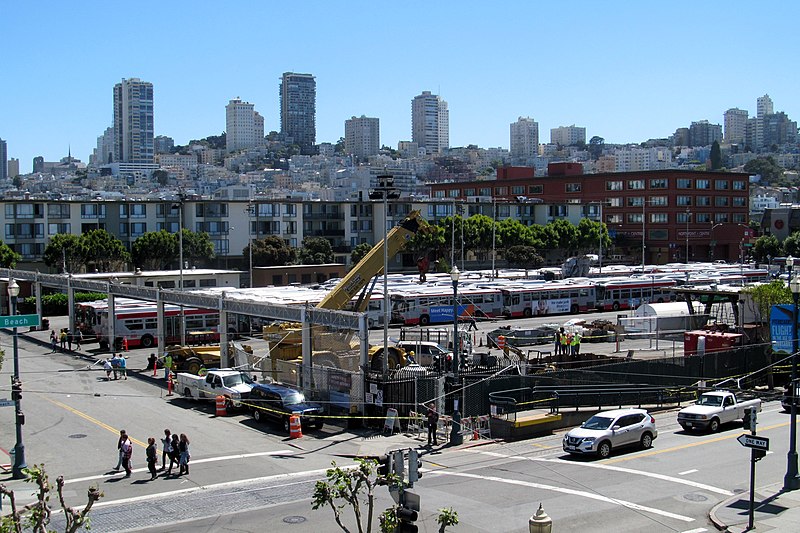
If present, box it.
[603,421,790,464]
[42,396,149,448]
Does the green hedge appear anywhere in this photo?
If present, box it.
[18,292,109,317]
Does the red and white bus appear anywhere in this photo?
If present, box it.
[390,285,503,326]
[595,277,677,311]
[501,281,597,318]
[96,303,222,350]
[74,298,155,341]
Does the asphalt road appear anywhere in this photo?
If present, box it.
[2,310,776,532]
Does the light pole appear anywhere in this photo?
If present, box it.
[368,175,400,377]
[451,266,460,378]
[785,255,800,491]
[8,278,27,479]
[642,200,646,272]
[246,202,255,288]
[588,201,604,274]
[491,200,496,279]
[172,195,185,345]
[685,208,691,264]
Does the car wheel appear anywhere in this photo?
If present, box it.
[420,315,431,326]
[284,417,291,433]
[597,441,612,458]
[253,409,262,422]
[314,422,324,430]
[709,418,720,433]
[612,302,620,311]
[523,307,532,318]
[183,387,192,399]
[570,304,579,314]
[640,432,653,449]
[141,334,154,348]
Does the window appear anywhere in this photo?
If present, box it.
[479,187,491,196]
[199,279,217,287]
[566,183,581,193]
[649,178,668,189]
[130,223,146,236]
[715,179,729,190]
[283,204,297,216]
[676,212,690,223]
[650,213,668,223]
[511,186,525,195]
[528,185,543,194]
[48,204,70,218]
[733,197,746,207]
[434,190,445,198]
[447,189,459,198]
[122,204,147,218]
[649,196,668,207]
[195,203,228,217]
[607,214,622,223]
[733,213,746,223]
[677,179,692,189]
[464,188,476,196]
[676,196,692,206]
[696,179,710,189]
[715,197,730,207]
[627,213,643,223]
[48,223,70,235]
[733,181,746,191]
[714,213,729,223]
[494,186,508,196]
[696,213,711,223]
[628,180,645,190]
[696,196,711,206]
[118,223,128,237]
[608,197,622,207]
[627,197,644,207]
[81,204,106,219]
[549,205,568,217]
[606,181,623,191]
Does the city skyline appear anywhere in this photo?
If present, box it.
[3,1,799,173]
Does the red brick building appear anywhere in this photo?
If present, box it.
[428,165,752,264]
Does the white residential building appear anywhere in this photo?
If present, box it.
[226,98,260,153]
[510,117,539,161]
[344,115,380,158]
[724,108,748,145]
[412,91,449,154]
[550,125,586,146]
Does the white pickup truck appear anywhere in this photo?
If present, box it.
[176,369,256,409]
[677,390,762,433]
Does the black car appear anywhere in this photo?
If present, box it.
[249,382,324,432]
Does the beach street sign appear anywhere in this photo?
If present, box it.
[0,314,40,328]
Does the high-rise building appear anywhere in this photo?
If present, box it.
[7,158,19,179]
[344,115,380,158]
[33,156,44,173]
[688,120,722,147]
[113,78,155,164]
[550,125,586,146]
[0,138,7,180]
[411,91,449,154]
[254,112,264,144]
[226,98,261,153]
[154,135,175,154]
[755,94,774,150]
[280,72,316,153]
[724,108,748,145]
[90,127,115,166]
[510,117,539,160]
[762,112,798,147]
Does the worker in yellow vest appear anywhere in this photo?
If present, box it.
[571,332,582,356]
[559,330,569,356]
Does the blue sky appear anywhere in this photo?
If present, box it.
[3,1,799,174]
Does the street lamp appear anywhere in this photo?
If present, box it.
[785,256,800,491]
[8,278,27,479]
[368,175,400,377]
[685,208,691,264]
[451,266,460,378]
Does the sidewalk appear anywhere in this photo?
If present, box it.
[710,482,800,532]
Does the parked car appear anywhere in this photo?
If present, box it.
[677,390,761,432]
[562,408,657,458]
[248,382,324,432]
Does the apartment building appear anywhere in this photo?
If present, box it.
[411,91,449,154]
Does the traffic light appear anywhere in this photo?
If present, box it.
[408,449,423,483]
[743,407,757,432]
[16,411,25,425]
[11,380,22,402]
[377,454,392,478]
[396,506,418,533]
[753,449,767,462]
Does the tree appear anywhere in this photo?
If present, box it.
[350,242,373,267]
[753,234,782,263]
[80,229,130,272]
[710,140,722,170]
[0,240,22,268]
[181,229,215,266]
[247,235,297,266]
[742,280,790,324]
[43,234,84,273]
[404,223,446,263]
[0,464,102,533]
[505,245,544,268]
[744,156,784,182]
[152,169,169,186]
[132,230,177,270]
[588,136,605,160]
[299,237,334,265]
[784,232,800,258]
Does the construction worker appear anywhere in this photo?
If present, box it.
[559,329,569,356]
[164,353,173,381]
[571,332,582,356]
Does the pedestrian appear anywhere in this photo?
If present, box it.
[164,353,173,381]
[178,433,191,475]
[554,329,561,356]
[147,353,157,371]
[50,330,57,353]
[118,354,127,379]
[111,353,120,380]
[114,429,128,471]
[146,437,158,480]
[559,328,569,356]
[120,432,133,478]
[426,403,439,446]
[573,332,582,356]
[75,329,83,350]
[103,358,114,381]
[167,433,180,475]
[59,329,67,351]
[160,429,172,471]
[67,330,73,351]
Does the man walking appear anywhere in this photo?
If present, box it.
[120,430,133,478]
[115,429,128,471]
[426,403,439,446]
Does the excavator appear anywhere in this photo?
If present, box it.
[262,210,427,374]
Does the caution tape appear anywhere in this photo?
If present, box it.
[239,401,422,420]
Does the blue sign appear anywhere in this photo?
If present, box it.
[770,304,795,354]
[429,305,468,323]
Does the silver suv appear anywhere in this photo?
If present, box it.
[562,408,657,458]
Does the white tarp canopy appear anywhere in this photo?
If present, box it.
[627,301,705,332]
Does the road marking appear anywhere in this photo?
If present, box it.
[428,470,694,522]
[42,397,149,448]
[471,450,733,496]
[679,469,698,475]
[65,450,297,484]
[680,528,707,533]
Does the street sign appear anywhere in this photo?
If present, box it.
[737,434,769,451]
[0,314,40,328]
[0,399,15,407]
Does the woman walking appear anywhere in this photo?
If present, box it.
[166,433,180,475]
[178,433,191,475]
[146,437,158,480]
[160,429,172,471]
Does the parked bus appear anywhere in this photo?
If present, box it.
[96,303,222,350]
[595,277,678,311]
[74,298,153,341]
[501,281,597,318]
[390,285,502,326]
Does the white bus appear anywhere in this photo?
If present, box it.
[501,281,597,318]
[390,285,503,326]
